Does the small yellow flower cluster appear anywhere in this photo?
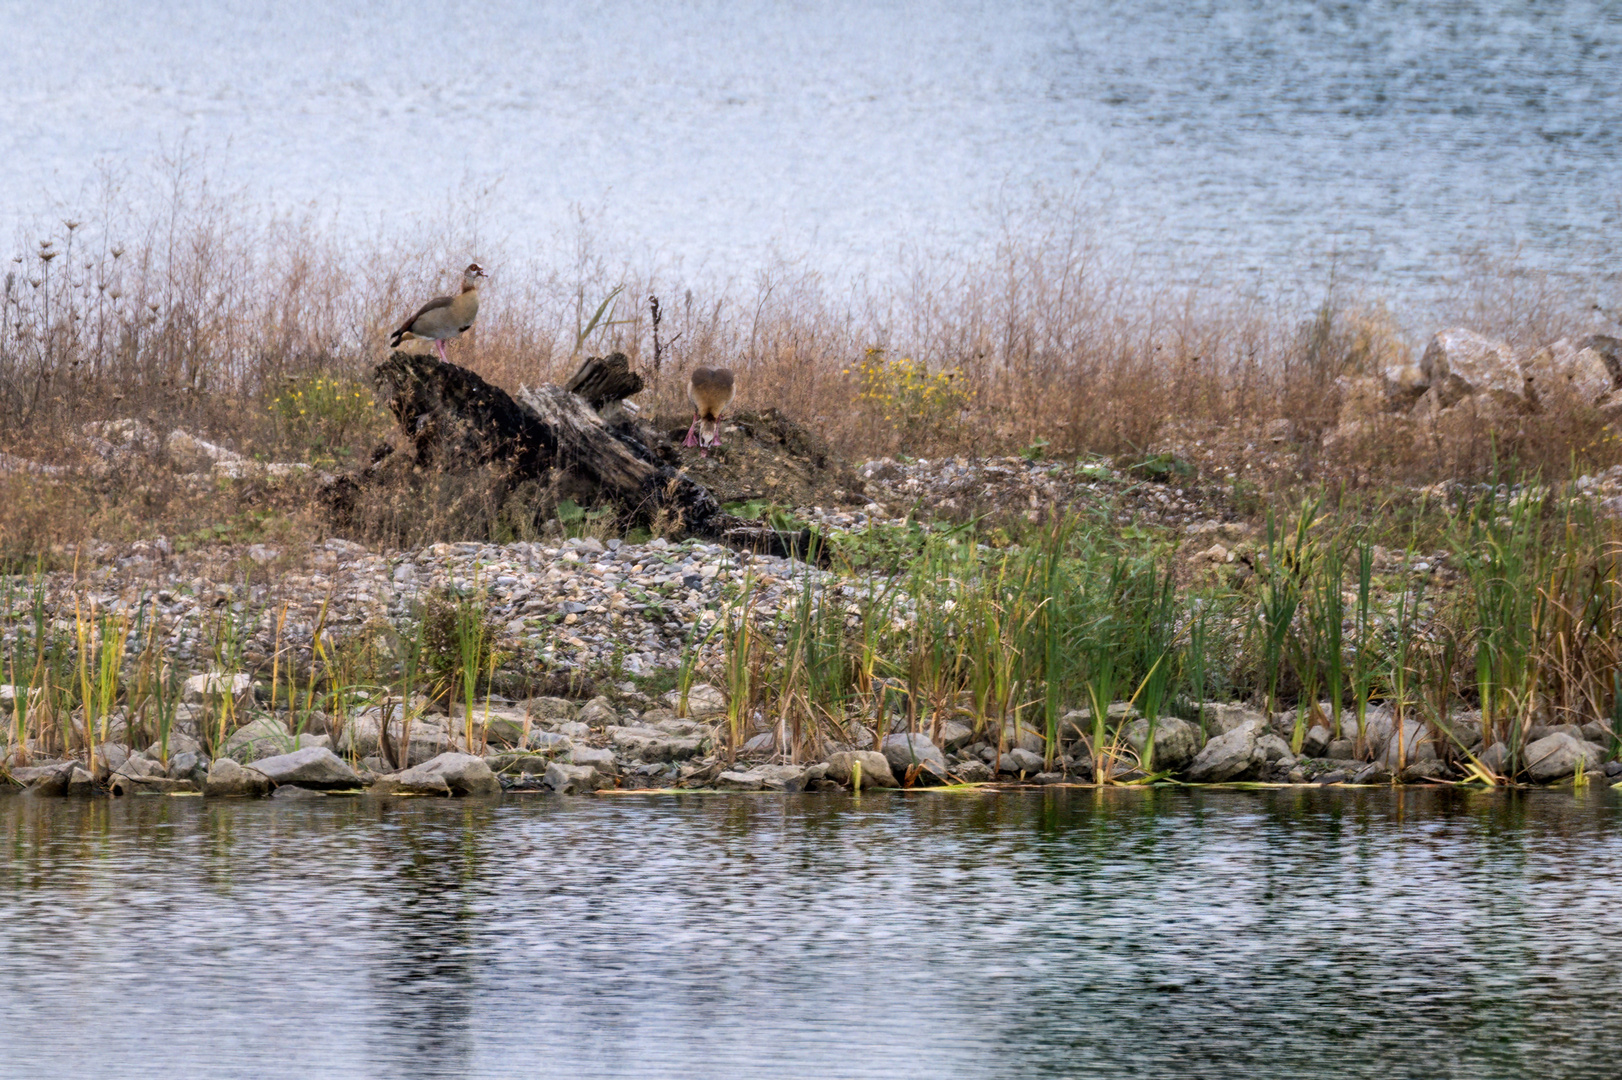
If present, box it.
[268,375,380,456]
[849,347,969,435]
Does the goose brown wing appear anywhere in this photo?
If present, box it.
[391,294,455,342]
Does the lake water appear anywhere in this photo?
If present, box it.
[2,786,1620,1078]
[4,0,1620,312]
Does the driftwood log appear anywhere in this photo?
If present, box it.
[349,350,818,560]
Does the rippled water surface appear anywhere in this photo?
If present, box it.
[4,1,1620,304]
[2,787,1621,1078]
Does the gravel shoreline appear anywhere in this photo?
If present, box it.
[6,455,1622,796]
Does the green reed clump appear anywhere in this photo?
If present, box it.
[707,513,1192,775]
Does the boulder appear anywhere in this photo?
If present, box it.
[647,717,712,738]
[166,429,245,472]
[543,762,602,794]
[608,727,704,762]
[1435,716,1483,752]
[1334,376,1402,428]
[1183,719,1266,782]
[936,721,974,751]
[1301,725,1331,758]
[375,767,454,795]
[204,758,272,797]
[1476,742,1510,776]
[952,760,993,783]
[394,752,500,796]
[338,710,450,767]
[1523,733,1605,783]
[569,746,619,777]
[11,762,75,795]
[664,683,727,718]
[1377,721,1438,770]
[1420,328,1523,403]
[166,751,202,780]
[250,746,362,789]
[521,696,578,722]
[1122,716,1201,772]
[270,784,328,800]
[715,766,808,792]
[1360,706,1397,750]
[1056,709,1092,744]
[182,672,252,702]
[109,774,198,796]
[111,756,165,781]
[880,733,948,779]
[577,697,621,728]
[740,732,776,756]
[219,716,295,762]
[65,766,95,795]
[1201,703,1268,737]
[484,752,554,776]
[998,748,1046,775]
[1399,759,1451,783]
[823,750,898,789]
[1256,732,1295,766]
[476,708,529,747]
[145,733,203,760]
[90,742,131,782]
[999,722,1047,755]
[1352,763,1393,784]
[1326,738,1357,761]
[528,731,574,754]
[1578,721,1615,749]
[1381,364,1431,404]
[1525,338,1616,404]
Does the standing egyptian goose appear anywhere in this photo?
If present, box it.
[389,263,487,361]
[685,367,735,454]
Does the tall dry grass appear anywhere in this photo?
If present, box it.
[2,173,1617,539]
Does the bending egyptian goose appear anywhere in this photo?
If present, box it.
[685,367,735,454]
[389,263,487,361]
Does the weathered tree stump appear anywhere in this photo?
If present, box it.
[339,351,818,561]
[562,351,643,410]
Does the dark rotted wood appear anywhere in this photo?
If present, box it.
[337,351,819,562]
[372,351,557,473]
[514,384,819,561]
[322,351,560,523]
[562,352,644,410]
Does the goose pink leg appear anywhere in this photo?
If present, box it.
[683,416,701,447]
[434,339,448,362]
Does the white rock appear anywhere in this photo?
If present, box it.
[183,673,252,702]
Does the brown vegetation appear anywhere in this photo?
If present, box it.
[2,182,1619,562]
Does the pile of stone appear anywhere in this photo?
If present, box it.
[8,683,1618,800]
[855,455,1224,530]
[3,533,848,684]
[1328,327,1622,451]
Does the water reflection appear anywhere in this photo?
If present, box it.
[1,786,1618,1078]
